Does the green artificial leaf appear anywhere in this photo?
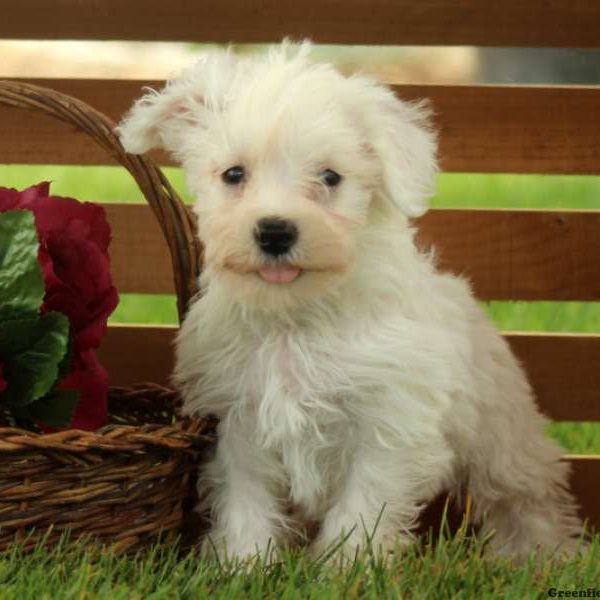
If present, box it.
[0,311,70,407]
[0,210,45,321]
[0,314,58,357]
[56,334,74,382]
[12,389,79,428]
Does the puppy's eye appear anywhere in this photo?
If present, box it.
[320,169,342,187]
[222,166,246,185]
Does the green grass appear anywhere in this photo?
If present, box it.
[0,164,190,204]
[436,173,600,210]
[0,532,597,599]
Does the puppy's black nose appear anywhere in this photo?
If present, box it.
[254,217,298,257]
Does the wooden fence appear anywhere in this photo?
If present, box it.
[3,0,599,530]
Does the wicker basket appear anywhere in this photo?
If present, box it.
[0,81,214,553]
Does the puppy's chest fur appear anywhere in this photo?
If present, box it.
[223,330,356,512]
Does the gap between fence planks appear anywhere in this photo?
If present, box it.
[99,325,600,422]
[3,0,600,47]
[104,204,600,301]
[2,79,600,174]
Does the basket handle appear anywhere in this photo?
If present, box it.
[0,80,201,323]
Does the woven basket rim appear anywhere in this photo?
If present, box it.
[0,418,216,453]
[0,384,216,452]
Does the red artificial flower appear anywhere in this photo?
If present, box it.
[36,208,117,351]
[0,183,118,430]
[0,364,6,393]
[59,350,108,431]
[0,183,118,352]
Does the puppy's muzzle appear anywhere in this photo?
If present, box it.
[254,217,298,257]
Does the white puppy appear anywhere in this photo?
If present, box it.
[119,42,582,562]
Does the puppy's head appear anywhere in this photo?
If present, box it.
[118,42,437,311]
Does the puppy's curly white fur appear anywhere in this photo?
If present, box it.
[118,42,582,562]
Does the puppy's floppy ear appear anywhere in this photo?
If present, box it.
[117,51,237,156]
[364,85,438,218]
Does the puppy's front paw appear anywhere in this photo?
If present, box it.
[200,529,279,566]
[311,518,411,565]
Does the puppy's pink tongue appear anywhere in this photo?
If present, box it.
[258,265,301,283]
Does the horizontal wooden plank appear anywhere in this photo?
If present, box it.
[99,326,600,422]
[100,325,176,389]
[2,0,599,47]
[105,204,174,295]
[417,209,600,302]
[104,204,600,301]
[507,334,600,422]
[566,455,600,532]
[2,79,600,174]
